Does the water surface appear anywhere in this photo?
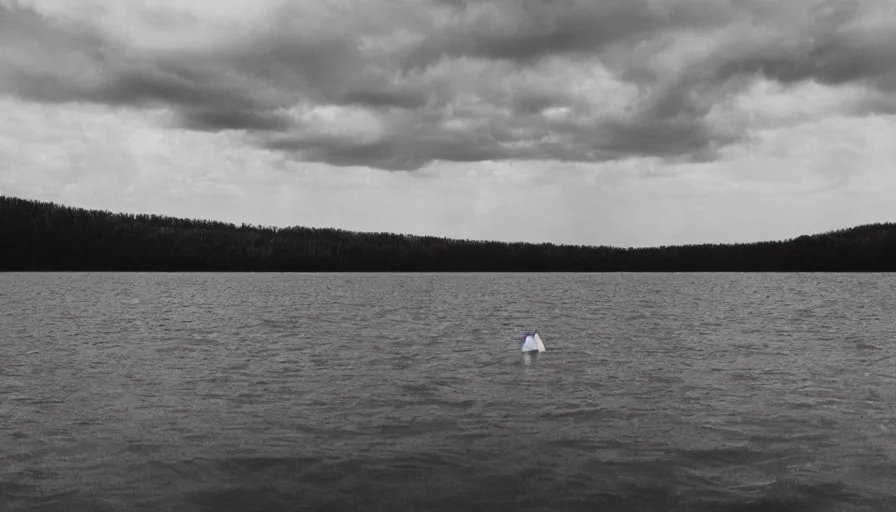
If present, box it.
[1,273,895,511]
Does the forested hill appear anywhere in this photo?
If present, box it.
[1,195,895,271]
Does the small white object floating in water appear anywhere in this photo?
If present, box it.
[520,331,546,353]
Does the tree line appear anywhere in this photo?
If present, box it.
[1,195,895,271]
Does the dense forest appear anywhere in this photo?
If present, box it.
[1,195,895,271]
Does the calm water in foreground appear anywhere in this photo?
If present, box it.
[1,273,895,511]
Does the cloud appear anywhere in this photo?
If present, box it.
[1,0,895,171]
[709,3,896,91]
[3,94,896,249]
[404,0,736,65]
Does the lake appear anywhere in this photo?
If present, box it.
[1,273,894,511]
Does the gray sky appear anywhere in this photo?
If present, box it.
[2,0,895,247]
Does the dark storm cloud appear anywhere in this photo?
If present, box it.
[266,130,517,171]
[339,89,431,110]
[508,91,569,116]
[2,0,894,170]
[0,2,294,128]
[405,0,736,66]
[175,108,292,132]
[715,31,896,91]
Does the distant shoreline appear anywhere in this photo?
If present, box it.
[2,195,895,272]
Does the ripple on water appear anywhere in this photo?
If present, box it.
[0,273,894,511]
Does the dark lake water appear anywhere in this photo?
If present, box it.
[1,273,895,511]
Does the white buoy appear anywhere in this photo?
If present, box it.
[520,332,546,353]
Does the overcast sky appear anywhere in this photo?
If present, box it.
[2,0,895,247]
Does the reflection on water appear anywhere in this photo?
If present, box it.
[521,351,543,367]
